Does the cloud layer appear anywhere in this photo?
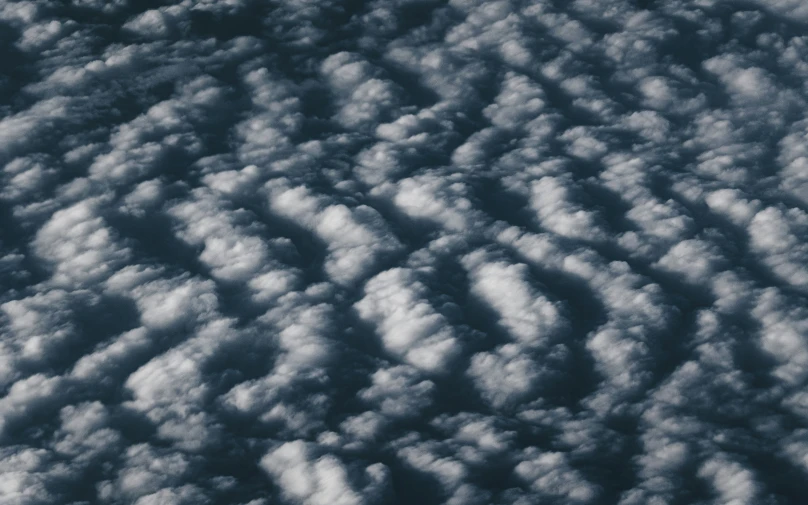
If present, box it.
[1,1,807,504]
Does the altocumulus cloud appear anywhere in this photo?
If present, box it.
[1,0,807,504]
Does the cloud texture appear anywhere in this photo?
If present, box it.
[0,0,807,504]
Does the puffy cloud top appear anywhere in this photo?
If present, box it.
[0,0,806,504]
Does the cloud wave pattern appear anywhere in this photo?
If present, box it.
[0,1,807,504]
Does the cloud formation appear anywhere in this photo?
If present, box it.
[0,1,807,504]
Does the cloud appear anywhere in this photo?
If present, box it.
[467,343,549,410]
[98,443,198,503]
[0,373,66,440]
[0,97,77,161]
[371,173,483,233]
[395,438,486,505]
[266,179,403,285]
[528,175,609,241]
[0,445,58,505]
[168,187,302,301]
[1,289,75,382]
[354,267,462,372]
[655,238,727,284]
[358,365,435,419]
[1,156,57,202]
[698,455,761,505]
[53,401,121,462]
[105,266,219,330]
[0,1,807,504]
[122,8,183,39]
[748,206,808,290]
[462,249,568,347]
[752,288,808,386]
[321,52,404,130]
[514,450,599,503]
[32,198,131,289]
[260,440,390,505]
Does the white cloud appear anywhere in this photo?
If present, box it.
[32,199,131,289]
[1,156,57,202]
[358,365,435,419]
[0,446,57,505]
[132,485,211,505]
[0,289,75,381]
[98,443,194,503]
[261,441,389,505]
[0,1,806,503]
[432,413,515,458]
[221,291,340,438]
[70,326,152,382]
[267,179,403,285]
[777,120,808,206]
[122,8,182,39]
[467,344,545,410]
[168,188,302,301]
[655,238,727,284]
[105,266,219,330]
[355,267,461,372]
[0,97,75,159]
[698,455,760,505]
[53,401,121,462]
[372,174,482,233]
[513,450,599,503]
[0,373,65,440]
[322,54,403,129]
[124,348,218,451]
[462,249,568,347]
[748,206,808,290]
[528,175,609,241]
[752,288,808,386]
[395,439,482,505]
[483,72,547,129]
[740,0,808,22]
[781,430,808,475]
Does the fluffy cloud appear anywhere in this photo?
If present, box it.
[266,179,403,285]
[357,365,435,419]
[462,249,568,347]
[355,267,462,372]
[0,0,806,504]
[32,199,131,289]
[514,450,599,503]
[261,441,390,505]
